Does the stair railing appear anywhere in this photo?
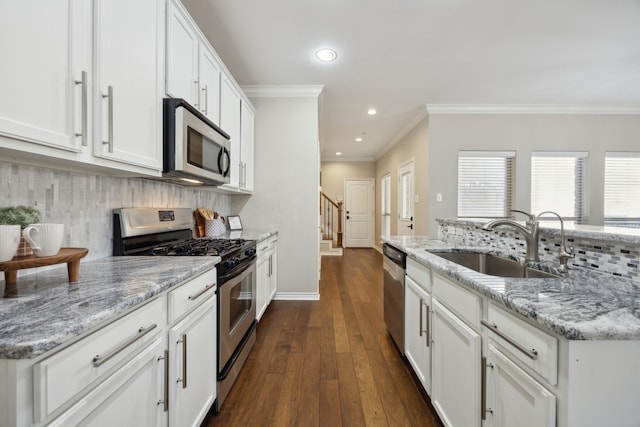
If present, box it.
[320,192,343,248]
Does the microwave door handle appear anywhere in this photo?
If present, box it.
[218,147,231,177]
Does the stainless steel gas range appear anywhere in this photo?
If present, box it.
[113,207,257,412]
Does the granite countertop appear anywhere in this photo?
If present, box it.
[383,236,640,341]
[0,256,219,359]
[214,228,278,242]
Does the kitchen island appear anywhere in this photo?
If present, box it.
[383,232,640,427]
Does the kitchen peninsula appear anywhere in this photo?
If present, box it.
[383,218,640,427]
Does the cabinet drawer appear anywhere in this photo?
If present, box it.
[406,258,432,291]
[168,268,217,323]
[33,297,164,421]
[486,304,558,385]
[432,271,481,329]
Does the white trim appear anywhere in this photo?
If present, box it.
[532,151,589,158]
[426,104,640,115]
[321,155,376,162]
[459,150,516,158]
[273,292,320,301]
[376,107,429,160]
[241,85,324,98]
[605,151,640,158]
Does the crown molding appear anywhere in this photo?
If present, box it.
[375,107,429,160]
[241,85,324,98]
[426,104,640,115]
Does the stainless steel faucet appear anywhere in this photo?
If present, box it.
[482,209,541,263]
[537,211,575,272]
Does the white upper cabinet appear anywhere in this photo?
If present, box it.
[240,100,255,192]
[0,0,89,153]
[0,0,163,175]
[93,0,163,170]
[165,0,222,125]
[219,74,242,190]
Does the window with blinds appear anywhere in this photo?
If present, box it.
[604,152,640,228]
[381,174,391,236]
[531,152,587,223]
[457,152,515,218]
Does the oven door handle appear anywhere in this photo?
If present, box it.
[218,255,257,282]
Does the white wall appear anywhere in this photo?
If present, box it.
[237,95,320,299]
[427,113,640,233]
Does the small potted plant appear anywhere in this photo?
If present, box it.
[0,206,42,256]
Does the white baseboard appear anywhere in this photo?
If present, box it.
[273,292,320,301]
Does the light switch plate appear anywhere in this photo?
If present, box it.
[436,193,443,202]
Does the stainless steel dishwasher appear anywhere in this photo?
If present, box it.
[383,243,406,352]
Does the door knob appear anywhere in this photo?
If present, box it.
[408,224,413,229]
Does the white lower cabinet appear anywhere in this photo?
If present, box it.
[256,235,278,321]
[48,337,167,427]
[168,295,217,427]
[431,298,482,427]
[404,275,432,395]
[485,344,556,427]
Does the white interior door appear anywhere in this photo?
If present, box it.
[345,179,374,247]
[398,159,415,236]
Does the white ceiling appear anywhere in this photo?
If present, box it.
[181,0,640,161]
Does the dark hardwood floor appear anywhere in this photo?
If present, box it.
[205,248,443,427]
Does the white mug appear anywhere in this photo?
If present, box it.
[22,223,64,257]
[0,225,21,262]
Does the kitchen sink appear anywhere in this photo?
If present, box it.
[428,251,560,279]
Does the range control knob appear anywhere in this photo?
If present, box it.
[245,248,256,257]
[225,257,239,268]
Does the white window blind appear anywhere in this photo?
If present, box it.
[381,174,391,236]
[605,152,640,228]
[457,152,515,218]
[531,152,587,223]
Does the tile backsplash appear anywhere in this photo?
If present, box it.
[0,161,230,261]
[438,219,640,283]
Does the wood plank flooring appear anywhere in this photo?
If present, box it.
[205,248,443,427]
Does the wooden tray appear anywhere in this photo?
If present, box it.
[0,248,89,297]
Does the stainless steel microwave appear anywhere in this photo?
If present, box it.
[162,98,230,186]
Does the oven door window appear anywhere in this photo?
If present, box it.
[229,270,254,333]
[187,126,229,175]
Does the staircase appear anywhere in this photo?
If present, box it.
[320,192,343,256]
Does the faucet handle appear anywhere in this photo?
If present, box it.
[510,209,536,222]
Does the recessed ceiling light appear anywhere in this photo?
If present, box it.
[315,48,337,62]
[367,108,377,115]
[336,152,342,156]
[355,137,363,142]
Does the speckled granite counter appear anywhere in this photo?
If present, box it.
[0,256,219,359]
[382,236,640,341]
[214,229,277,242]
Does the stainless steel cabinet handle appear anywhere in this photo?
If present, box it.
[74,71,87,146]
[194,80,200,108]
[102,86,114,153]
[157,350,169,412]
[481,356,491,420]
[481,320,538,360]
[177,334,187,389]
[268,254,272,277]
[188,283,215,301]
[425,303,431,347]
[419,299,425,337]
[202,85,208,115]
[92,323,157,367]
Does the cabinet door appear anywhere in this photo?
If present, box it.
[166,0,198,105]
[48,337,166,427]
[256,254,268,321]
[432,299,482,427]
[198,47,222,125]
[239,101,255,192]
[268,247,277,301]
[0,0,88,152]
[94,0,162,170]
[485,344,555,427]
[169,296,217,427]
[219,73,242,190]
[404,276,432,395]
